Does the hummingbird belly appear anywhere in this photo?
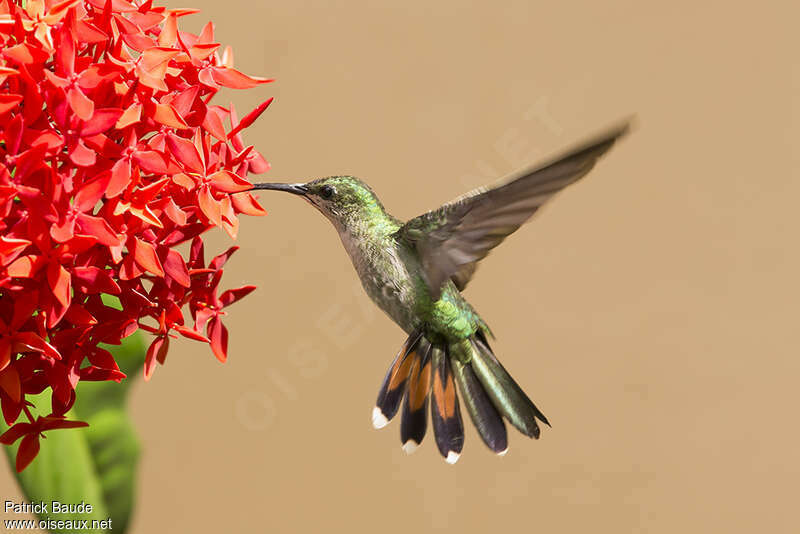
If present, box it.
[341,233,480,342]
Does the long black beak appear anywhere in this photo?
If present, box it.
[250,182,308,196]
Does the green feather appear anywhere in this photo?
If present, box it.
[469,337,549,437]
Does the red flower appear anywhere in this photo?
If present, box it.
[0,0,271,471]
[186,238,255,364]
[0,414,89,472]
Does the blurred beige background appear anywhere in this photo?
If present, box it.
[3,1,799,532]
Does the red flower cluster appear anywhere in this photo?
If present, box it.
[0,0,271,470]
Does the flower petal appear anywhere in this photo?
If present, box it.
[64,304,98,326]
[0,237,32,266]
[171,86,199,117]
[174,325,209,342]
[50,217,76,243]
[13,332,61,360]
[207,316,228,363]
[166,133,205,174]
[0,340,12,373]
[0,422,33,446]
[202,109,227,142]
[153,102,188,129]
[115,103,141,129]
[132,238,165,277]
[144,336,168,381]
[108,158,132,198]
[219,285,257,308]
[209,246,238,270]
[15,434,40,472]
[231,192,267,216]
[67,87,94,121]
[210,67,272,89]
[197,186,222,226]
[208,170,252,193]
[6,255,46,278]
[69,139,96,167]
[246,150,271,174]
[80,108,123,136]
[162,248,191,288]
[133,150,170,174]
[47,263,72,309]
[0,366,22,403]
[228,97,273,139]
[76,214,121,246]
[39,416,90,432]
[0,94,23,114]
[74,172,112,212]
[72,266,121,294]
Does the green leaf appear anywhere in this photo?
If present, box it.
[2,332,147,534]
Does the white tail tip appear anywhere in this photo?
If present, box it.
[445,451,460,464]
[497,448,508,457]
[372,407,389,429]
[402,440,419,455]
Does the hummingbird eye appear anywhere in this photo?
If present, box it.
[319,185,336,199]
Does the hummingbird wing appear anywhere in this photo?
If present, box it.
[395,121,630,298]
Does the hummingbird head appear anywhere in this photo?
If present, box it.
[251,176,389,232]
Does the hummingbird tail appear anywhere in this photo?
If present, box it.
[372,329,547,463]
[372,330,438,455]
[372,331,423,431]
[462,331,550,440]
[373,330,464,462]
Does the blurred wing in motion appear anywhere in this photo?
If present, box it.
[395,121,631,298]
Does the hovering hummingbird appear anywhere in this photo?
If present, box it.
[251,121,629,463]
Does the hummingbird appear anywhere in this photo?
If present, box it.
[251,121,629,463]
